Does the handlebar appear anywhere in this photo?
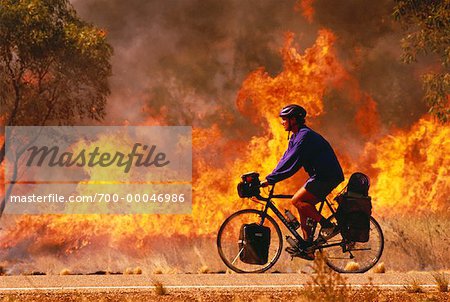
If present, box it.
[254,182,293,201]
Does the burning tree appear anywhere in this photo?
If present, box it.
[393,0,450,122]
[0,0,113,163]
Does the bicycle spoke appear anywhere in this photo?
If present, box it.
[321,217,384,273]
[231,247,244,265]
[217,209,283,273]
[348,247,372,251]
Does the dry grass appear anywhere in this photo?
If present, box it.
[151,266,178,274]
[344,261,360,272]
[383,213,450,271]
[404,278,425,293]
[1,290,450,302]
[231,297,273,302]
[153,280,168,296]
[351,277,380,301]
[372,262,386,273]
[149,258,179,274]
[432,272,449,292]
[198,265,210,274]
[59,268,71,275]
[303,253,350,302]
[1,213,449,275]
[120,266,142,275]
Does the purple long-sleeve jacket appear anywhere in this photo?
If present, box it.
[266,126,344,184]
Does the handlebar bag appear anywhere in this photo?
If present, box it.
[237,172,261,198]
[238,223,271,265]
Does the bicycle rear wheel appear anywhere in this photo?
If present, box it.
[322,216,384,273]
[217,209,283,273]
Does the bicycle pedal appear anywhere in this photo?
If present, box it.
[320,225,340,241]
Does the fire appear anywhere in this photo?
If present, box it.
[295,0,315,23]
[364,117,450,212]
[237,30,345,123]
[0,23,449,272]
[0,30,347,255]
[354,94,381,138]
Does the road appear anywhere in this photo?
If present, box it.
[0,272,442,293]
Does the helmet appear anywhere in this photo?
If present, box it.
[279,104,307,119]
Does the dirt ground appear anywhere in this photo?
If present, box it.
[1,290,450,302]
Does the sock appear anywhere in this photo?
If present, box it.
[320,218,333,228]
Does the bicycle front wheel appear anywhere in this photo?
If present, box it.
[217,209,283,273]
[322,216,384,273]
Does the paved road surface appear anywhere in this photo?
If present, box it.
[0,272,442,293]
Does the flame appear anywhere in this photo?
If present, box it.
[295,0,315,23]
[237,30,345,122]
[354,94,381,138]
[0,25,449,271]
[0,30,348,255]
[365,117,450,212]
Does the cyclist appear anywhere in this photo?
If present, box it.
[261,104,344,259]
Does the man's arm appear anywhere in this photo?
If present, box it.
[265,137,305,184]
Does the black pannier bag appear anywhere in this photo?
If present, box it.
[238,223,271,265]
[237,172,261,198]
[336,172,372,243]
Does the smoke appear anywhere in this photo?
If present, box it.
[70,0,316,134]
[311,0,427,128]
[0,0,448,275]
[68,0,431,151]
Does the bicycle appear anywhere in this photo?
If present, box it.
[217,175,384,273]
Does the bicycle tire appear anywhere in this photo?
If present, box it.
[217,209,283,273]
[322,216,384,273]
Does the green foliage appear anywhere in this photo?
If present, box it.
[393,0,450,122]
[0,0,112,127]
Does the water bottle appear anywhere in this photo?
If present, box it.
[286,235,298,248]
[285,209,300,230]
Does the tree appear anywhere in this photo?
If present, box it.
[0,0,113,163]
[393,0,450,122]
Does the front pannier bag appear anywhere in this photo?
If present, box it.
[336,172,372,243]
[238,223,271,265]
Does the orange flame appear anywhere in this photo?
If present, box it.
[364,117,450,213]
[295,0,315,23]
[0,31,348,255]
[1,26,449,270]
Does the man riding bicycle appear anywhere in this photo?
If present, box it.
[261,104,344,259]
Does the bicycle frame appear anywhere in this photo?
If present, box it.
[255,184,344,251]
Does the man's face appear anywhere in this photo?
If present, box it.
[281,117,296,131]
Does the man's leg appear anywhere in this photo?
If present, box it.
[291,187,323,240]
